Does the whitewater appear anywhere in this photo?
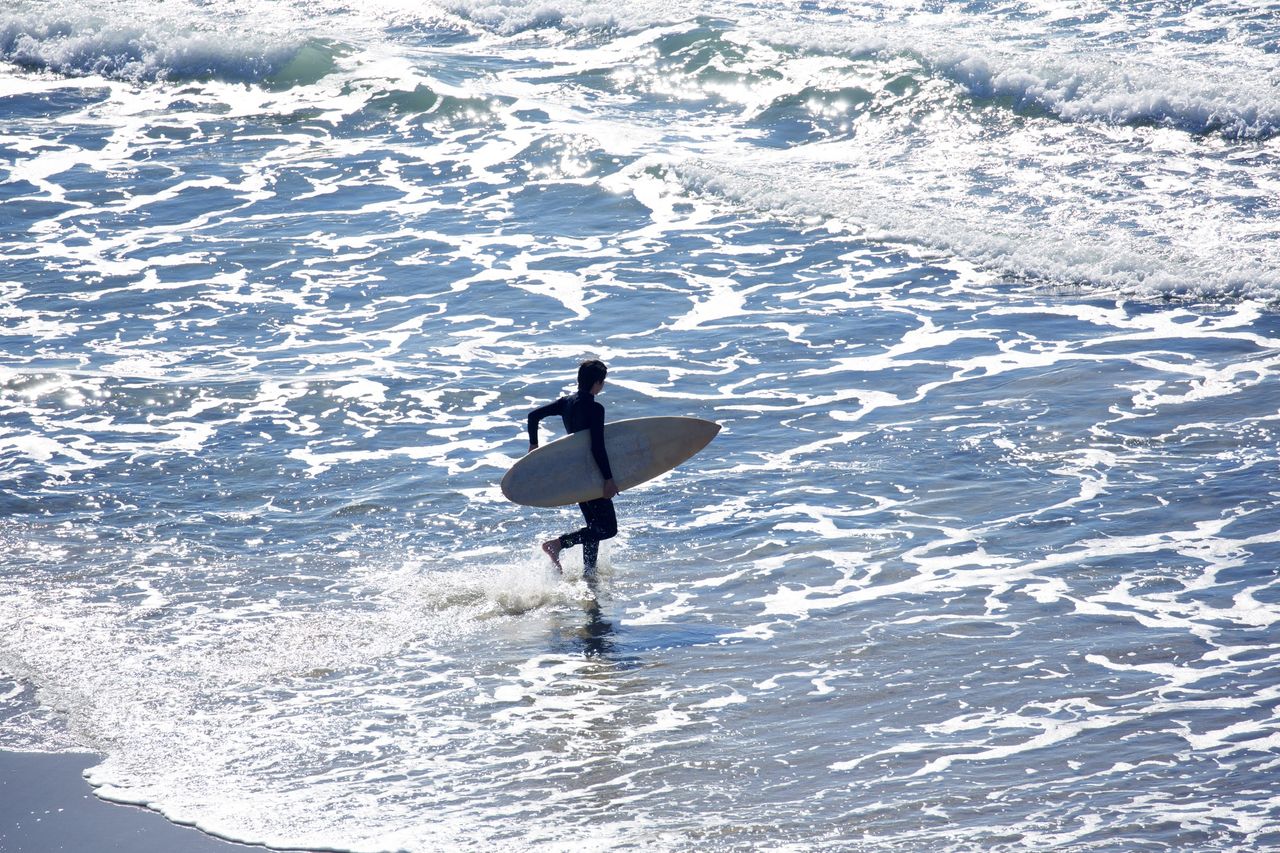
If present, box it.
[2,0,1279,850]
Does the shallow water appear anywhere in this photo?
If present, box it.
[2,1,1279,850]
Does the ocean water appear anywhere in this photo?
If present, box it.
[2,0,1279,850]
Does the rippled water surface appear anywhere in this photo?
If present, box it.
[2,1,1279,850]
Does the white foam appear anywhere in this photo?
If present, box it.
[441,0,688,35]
[0,5,315,84]
[676,152,1280,300]
[926,45,1280,139]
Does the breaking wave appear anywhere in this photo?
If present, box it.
[0,8,342,86]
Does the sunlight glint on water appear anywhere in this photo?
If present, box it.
[2,0,1280,849]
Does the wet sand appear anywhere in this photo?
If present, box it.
[0,750,312,853]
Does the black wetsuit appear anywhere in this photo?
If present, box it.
[527,391,618,572]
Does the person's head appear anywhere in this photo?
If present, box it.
[577,359,607,396]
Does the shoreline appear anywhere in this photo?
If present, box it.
[0,749,319,853]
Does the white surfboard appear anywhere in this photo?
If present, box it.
[501,416,720,507]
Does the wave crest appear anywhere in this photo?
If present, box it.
[0,10,341,87]
[931,49,1280,140]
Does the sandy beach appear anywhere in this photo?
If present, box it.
[0,750,311,853]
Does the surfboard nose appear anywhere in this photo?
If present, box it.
[691,417,721,446]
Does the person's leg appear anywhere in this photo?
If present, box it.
[579,498,616,576]
[579,500,600,574]
[544,498,617,574]
[542,502,593,572]
[582,538,599,575]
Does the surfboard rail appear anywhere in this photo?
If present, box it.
[501,416,720,507]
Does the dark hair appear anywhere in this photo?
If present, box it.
[577,359,607,394]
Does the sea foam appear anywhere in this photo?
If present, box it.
[0,6,335,86]
[928,47,1280,140]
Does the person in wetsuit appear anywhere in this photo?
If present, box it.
[527,359,618,576]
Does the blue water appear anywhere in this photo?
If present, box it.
[2,1,1280,850]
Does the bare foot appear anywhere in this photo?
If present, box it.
[541,539,563,573]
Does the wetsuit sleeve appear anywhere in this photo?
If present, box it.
[588,401,613,480]
[527,398,564,448]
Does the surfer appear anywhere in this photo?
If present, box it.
[527,359,618,576]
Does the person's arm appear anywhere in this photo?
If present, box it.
[527,398,564,451]
[588,401,617,498]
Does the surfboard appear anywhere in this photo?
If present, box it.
[501,416,720,507]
